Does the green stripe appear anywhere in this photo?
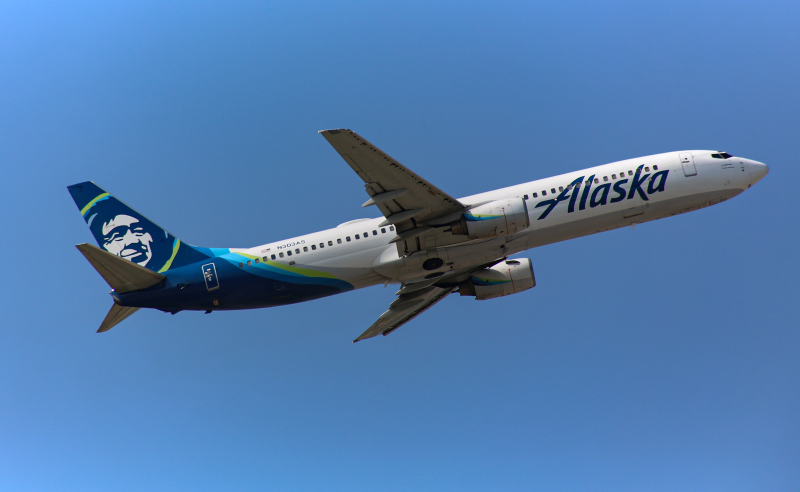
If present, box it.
[235,252,338,279]
[158,239,180,273]
[80,192,110,216]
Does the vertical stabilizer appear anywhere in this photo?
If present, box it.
[67,182,210,273]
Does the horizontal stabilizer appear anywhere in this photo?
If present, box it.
[76,243,166,293]
[98,303,140,332]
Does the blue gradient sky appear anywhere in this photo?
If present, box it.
[2,1,798,490]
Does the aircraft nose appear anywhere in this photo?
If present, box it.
[749,160,769,184]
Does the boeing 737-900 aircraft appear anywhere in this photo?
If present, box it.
[69,129,768,341]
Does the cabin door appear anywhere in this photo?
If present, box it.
[679,152,697,177]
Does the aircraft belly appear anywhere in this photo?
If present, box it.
[116,258,359,312]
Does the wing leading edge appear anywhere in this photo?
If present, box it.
[319,129,467,256]
[319,129,465,223]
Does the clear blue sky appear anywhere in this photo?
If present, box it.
[2,1,798,490]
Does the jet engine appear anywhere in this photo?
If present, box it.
[449,197,530,239]
[458,258,536,300]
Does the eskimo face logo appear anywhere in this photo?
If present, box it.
[100,214,154,266]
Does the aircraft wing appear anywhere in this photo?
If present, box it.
[353,259,506,342]
[319,129,466,227]
[353,285,456,342]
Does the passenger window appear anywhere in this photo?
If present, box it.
[645,166,650,172]
[612,174,616,179]
[559,186,563,192]
[311,245,316,250]
[628,170,633,176]
[594,178,599,184]
[271,254,276,260]
[533,192,538,198]
[320,243,324,248]
[381,228,386,233]
[239,262,243,268]
[263,256,268,261]
[246,260,252,266]
[287,250,292,256]
[279,252,284,258]
[551,188,556,193]
[653,165,658,170]
[364,232,368,237]
[373,230,377,235]
[585,179,592,185]
[355,234,360,239]
[329,240,334,246]
[303,246,308,252]
[603,176,608,182]
[337,238,342,244]
[389,226,395,231]
[255,258,259,264]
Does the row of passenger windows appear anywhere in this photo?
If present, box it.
[239,226,395,266]
[527,165,659,198]
[239,163,662,268]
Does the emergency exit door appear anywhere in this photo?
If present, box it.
[679,152,697,176]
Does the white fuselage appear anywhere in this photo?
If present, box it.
[233,150,768,290]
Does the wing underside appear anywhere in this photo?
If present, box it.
[353,285,456,342]
[352,260,506,342]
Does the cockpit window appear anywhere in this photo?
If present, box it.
[711,152,734,159]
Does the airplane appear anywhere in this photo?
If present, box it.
[68,129,769,342]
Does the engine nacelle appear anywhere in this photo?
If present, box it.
[459,258,536,300]
[450,197,530,239]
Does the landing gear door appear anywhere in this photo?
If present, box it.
[679,152,697,177]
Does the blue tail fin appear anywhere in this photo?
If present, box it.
[68,182,211,273]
